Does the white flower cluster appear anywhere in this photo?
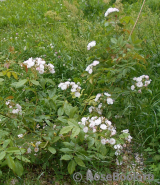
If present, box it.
[87,41,96,50]
[95,92,114,104]
[23,57,55,74]
[122,129,132,143]
[6,100,22,115]
[85,60,99,74]
[89,103,103,115]
[58,81,81,97]
[88,93,113,115]
[131,75,151,93]
[78,116,116,138]
[104,8,119,17]
[114,144,123,156]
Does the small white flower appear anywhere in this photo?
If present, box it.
[104,92,111,96]
[89,106,94,113]
[92,60,99,66]
[89,121,96,128]
[104,8,119,17]
[95,93,102,102]
[6,100,11,105]
[136,77,143,82]
[122,129,129,133]
[136,81,143,88]
[34,147,39,152]
[105,120,112,125]
[144,80,151,86]
[12,109,20,114]
[74,92,80,97]
[131,85,135,90]
[95,118,102,125]
[18,134,23,138]
[101,139,106,145]
[83,127,88,133]
[109,138,116,145]
[87,41,96,50]
[93,128,96,133]
[100,124,107,130]
[138,89,142,93]
[107,98,114,104]
[27,147,31,153]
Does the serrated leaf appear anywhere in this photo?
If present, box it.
[3,139,11,149]
[7,72,11,78]
[48,147,56,154]
[60,155,73,160]
[15,160,24,177]
[15,155,31,163]
[59,126,73,135]
[31,80,40,86]
[6,155,15,171]
[88,138,94,148]
[16,79,28,88]
[58,107,64,116]
[68,160,76,174]
[52,136,61,143]
[111,38,117,44]
[74,156,85,167]
[12,72,18,79]
[71,127,80,139]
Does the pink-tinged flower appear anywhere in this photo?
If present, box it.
[101,139,106,145]
[100,124,107,130]
[27,147,31,153]
[92,60,99,66]
[34,147,39,152]
[136,81,143,88]
[109,138,116,145]
[83,127,88,133]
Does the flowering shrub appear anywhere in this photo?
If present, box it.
[0,6,153,179]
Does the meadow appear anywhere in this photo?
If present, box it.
[0,0,160,184]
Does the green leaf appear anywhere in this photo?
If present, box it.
[71,127,80,139]
[30,80,40,86]
[16,79,28,88]
[0,170,2,176]
[68,119,79,127]
[3,139,11,148]
[52,136,61,143]
[15,160,24,177]
[60,148,73,153]
[68,160,76,174]
[40,78,46,89]
[59,126,73,135]
[0,78,4,82]
[48,147,56,154]
[100,144,107,156]
[111,38,117,44]
[78,131,85,142]
[6,155,15,171]
[15,155,31,163]
[74,156,85,167]
[58,107,64,116]
[60,155,73,160]
[6,147,26,154]
[88,138,95,148]
[0,151,6,160]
